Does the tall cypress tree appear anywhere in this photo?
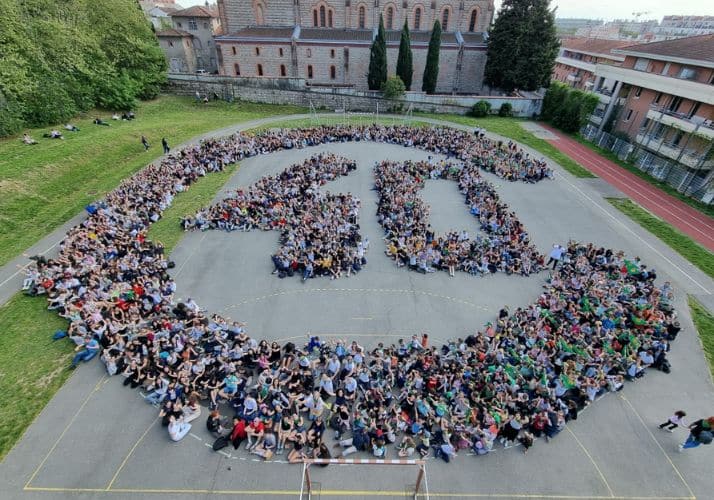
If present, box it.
[422,20,441,94]
[368,15,388,90]
[484,0,559,91]
[396,20,413,90]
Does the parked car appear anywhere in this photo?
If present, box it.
[195,69,208,75]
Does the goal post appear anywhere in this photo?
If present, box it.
[299,458,429,500]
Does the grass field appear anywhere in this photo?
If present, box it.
[0,293,71,460]
[606,198,714,279]
[574,135,714,219]
[689,296,714,380]
[0,96,305,267]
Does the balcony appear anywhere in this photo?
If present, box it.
[566,74,581,83]
[556,56,596,74]
[647,106,714,140]
[636,134,713,169]
[595,64,714,105]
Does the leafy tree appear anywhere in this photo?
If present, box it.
[382,76,406,99]
[0,0,166,136]
[498,102,513,117]
[368,15,388,90]
[422,20,441,94]
[470,100,491,117]
[484,0,559,92]
[396,21,413,91]
[542,82,599,133]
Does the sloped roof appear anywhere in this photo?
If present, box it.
[615,34,714,64]
[156,28,193,37]
[560,38,635,58]
[170,5,217,18]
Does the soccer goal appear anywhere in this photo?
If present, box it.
[299,458,429,499]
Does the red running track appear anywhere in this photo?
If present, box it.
[540,123,714,252]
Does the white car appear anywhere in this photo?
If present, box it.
[195,69,208,75]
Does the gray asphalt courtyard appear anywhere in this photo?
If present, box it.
[1,117,713,500]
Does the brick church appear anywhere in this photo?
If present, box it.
[214,0,494,93]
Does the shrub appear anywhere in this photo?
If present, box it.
[470,100,491,118]
[498,102,513,117]
[381,76,406,99]
[542,82,600,133]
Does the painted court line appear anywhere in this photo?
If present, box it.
[105,417,160,491]
[20,486,695,499]
[24,375,108,489]
[566,427,615,498]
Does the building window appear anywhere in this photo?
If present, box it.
[168,40,174,47]
[358,6,366,28]
[634,86,642,98]
[320,5,326,26]
[307,65,314,79]
[468,9,478,32]
[386,7,394,29]
[331,49,335,58]
[279,47,284,56]
[307,48,312,57]
[280,64,287,76]
[234,63,240,76]
[633,57,649,71]
[329,9,333,27]
[255,47,260,56]
[654,92,662,104]
[624,109,633,122]
[679,67,697,80]
[176,22,183,28]
[414,7,421,30]
[313,9,318,26]
[204,22,209,29]
[232,46,237,55]
[257,64,264,76]
[330,65,336,79]
[188,18,198,30]
[255,2,265,24]
[441,8,449,31]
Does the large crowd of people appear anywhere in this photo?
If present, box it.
[182,154,366,280]
[376,159,542,276]
[20,124,678,465]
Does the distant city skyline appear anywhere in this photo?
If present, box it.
[180,0,713,23]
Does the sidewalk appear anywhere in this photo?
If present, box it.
[540,123,714,252]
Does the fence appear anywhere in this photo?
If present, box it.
[581,124,714,204]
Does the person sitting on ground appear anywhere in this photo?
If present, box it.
[93,117,110,126]
[168,414,191,442]
[23,133,38,145]
[64,124,80,132]
[43,130,63,139]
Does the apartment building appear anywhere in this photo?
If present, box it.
[592,35,714,178]
[552,38,633,91]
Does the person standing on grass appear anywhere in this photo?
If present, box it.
[659,410,686,432]
[162,137,170,154]
[141,135,150,152]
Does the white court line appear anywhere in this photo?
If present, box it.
[556,172,711,295]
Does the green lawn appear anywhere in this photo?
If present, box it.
[689,296,714,380]
[0,96,305,267]
[574,135,714,219]
[0,293,71,460]
[607,198,714,279]
[417,113,597,179]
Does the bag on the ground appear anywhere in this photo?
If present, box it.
[212,435,229,451]
[698,431,713,445]
[52,330,68,340]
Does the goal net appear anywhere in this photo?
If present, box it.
[299,458,429,500]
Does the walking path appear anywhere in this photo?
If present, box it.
[540,123,714,252]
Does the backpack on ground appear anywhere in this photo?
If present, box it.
[212,435,230,451]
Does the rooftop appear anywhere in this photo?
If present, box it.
[560,37,635,58]
[615,34,714,65]
[170,5,217,18]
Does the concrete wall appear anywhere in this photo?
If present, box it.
[165,73,542,117]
